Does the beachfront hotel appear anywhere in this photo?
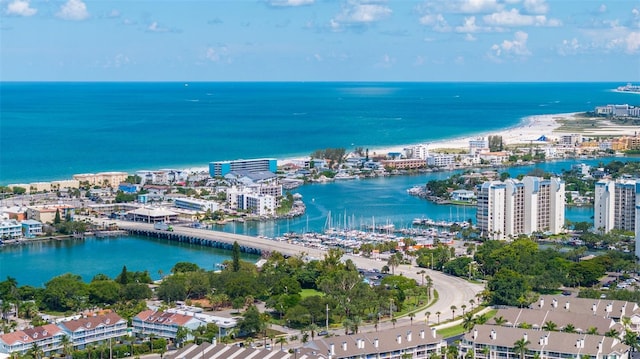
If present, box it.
[476,176,565,240]
[208,158,277,177]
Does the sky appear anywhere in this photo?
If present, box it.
[1,0,639,82]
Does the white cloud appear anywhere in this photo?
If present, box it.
[56,0,89,21]
[419,13,451,32]
[5,0,37,16]
[267,0,314,7]
[557,38,581,56]
[414,55,426,66]
[626,32,640,53]
[456,0,503,14]
[375,53,395,68]
[205,46,230,63]
[455,16,481,33]
[523,0,548,15]
[483,8,561,27]
[103,54,131,68]
[147,21,172,33]
[490,30,531,59]
[331,1,392,30]
[598,4,607,13]
[465,33,477,41]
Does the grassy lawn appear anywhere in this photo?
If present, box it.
[300,288,324,298]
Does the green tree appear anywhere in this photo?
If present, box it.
[238,305,264,336]
[54,209,62,224]
[232,241,241,272]
[513,338,530,359]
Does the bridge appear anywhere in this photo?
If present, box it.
[103,219,327,259]
[87,218,484,324]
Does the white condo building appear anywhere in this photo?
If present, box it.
[477,176,565,240]
[595,179,637,233]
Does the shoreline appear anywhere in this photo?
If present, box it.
[5,111,640,185]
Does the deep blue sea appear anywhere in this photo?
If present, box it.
[2,82,639,184]
[2,82,639,286]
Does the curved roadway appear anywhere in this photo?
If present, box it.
[94,219,484,325]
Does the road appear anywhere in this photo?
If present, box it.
[89,218,484,325]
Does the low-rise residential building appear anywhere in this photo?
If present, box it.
[304,324,445,359]
[174,198,219,212]
[73,172,129,187]
[427,154,456,167]
[0,324,65,356]
[380,158,427,170]
[460,324,630,359]
[26,205,75,223]
[0,219,22,240]
[57,313,127,350]
[21,219,43,238]
[132,310,205,341]
[531,295,640,324]
[167,342,325,359]
[236,193,276,216]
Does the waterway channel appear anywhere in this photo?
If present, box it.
[0,157,632,286]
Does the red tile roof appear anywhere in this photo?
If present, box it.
[0,324,62,346]
[59,312,125,332]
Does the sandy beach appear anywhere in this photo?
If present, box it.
[171,111,640,174]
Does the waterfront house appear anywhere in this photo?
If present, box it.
[132,310,205,341]
[0,324,65,356]
[0,219,22,240]
[21,219,43,238]
[26,204,75,224]
[57,312,127,350]
[303,324,445,359]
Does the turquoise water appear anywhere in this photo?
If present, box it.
[2,82,638,286]
[0,235,260,287]
[2,82,638,184]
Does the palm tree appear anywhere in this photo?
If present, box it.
[586,327,598,335]
[418,270,426,286]
[307,323,319,341]
[391,317,397,328]
[461,304,467,315]
[624,329,640,351]
[451,305,457,320]
[493,316,506,326]
[513,338,530,359]
[605,329,620,338]
[29,343,44,359]
[462,313,476,332]
[276,336,288,350]
[387,255,400,275]
[469,299,476,311]
[436,311,441,324]
[542,321,557,331]
[563,324,576,333]
[409,312,415,325]
[425,311,431,324]
[351,316,362,334]
[60,335,73,359]
[426,276,434,302]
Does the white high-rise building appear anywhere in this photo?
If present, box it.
[594,179,637,233]
[477,181,506,240]
[477,176,565,240]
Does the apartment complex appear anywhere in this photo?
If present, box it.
[0,313,126,356]
[476,176,565,240]
[304,324,445,359]
[594,179,638,233]
[209,158,277,177]
[460,325,630,359]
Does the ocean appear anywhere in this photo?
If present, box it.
[1,82,638,184]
